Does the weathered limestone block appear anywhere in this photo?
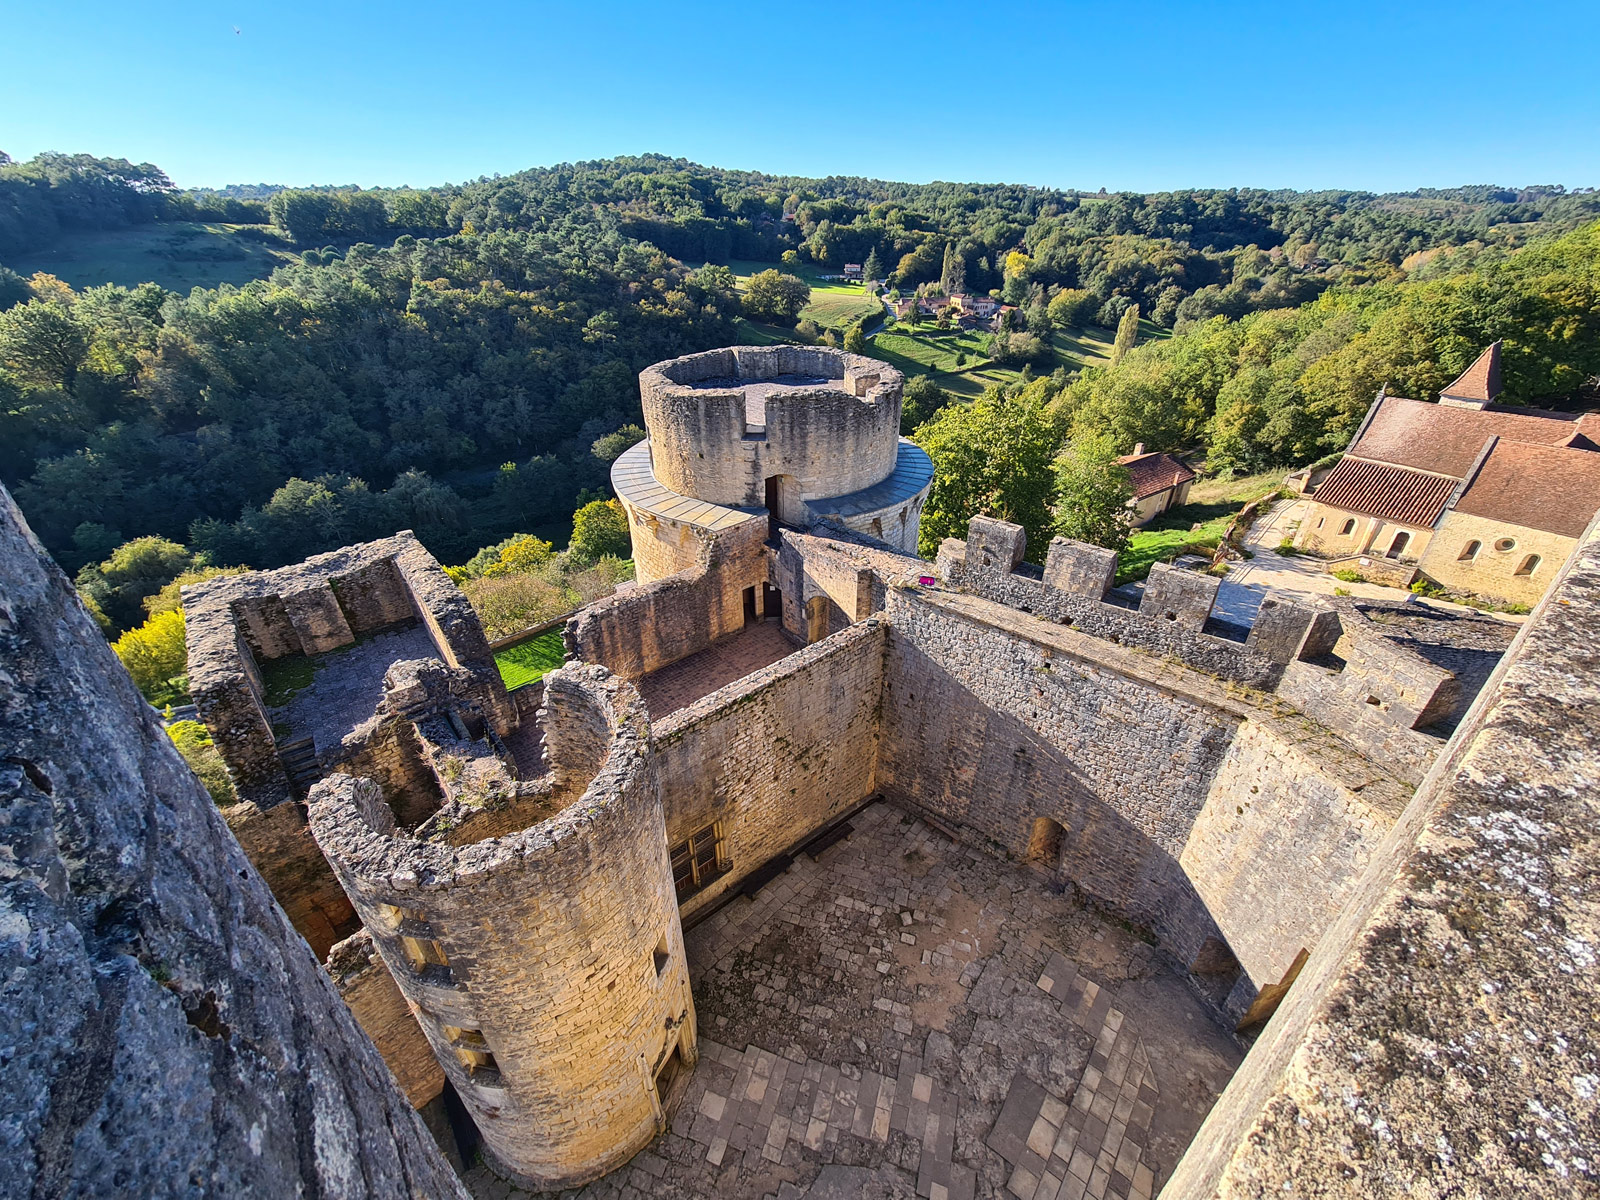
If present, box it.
[1042,535,1118,599]
[0,484,466,1199]
[965,515,1027,572]
[282,582,356,654]
[328,930,446,1108]
[1244,595,1334,664]
[1140,562,1220,630]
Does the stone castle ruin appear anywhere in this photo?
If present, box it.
[11,344,1594,1198]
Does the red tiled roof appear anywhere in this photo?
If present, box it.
[1440,341,1502,404]
[1117,451,1196,501]
[1311,457,1458,527]
[1454,440,1600,539]
[1351,396,1599,477]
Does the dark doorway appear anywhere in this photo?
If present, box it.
[1386,530,1410,559]
[1026,817,1066,869]
[743,585,758,625]
[763,583,781,622]
[765,475,782,540]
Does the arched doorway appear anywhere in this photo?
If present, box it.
[1026,817,1066,870]
[1386,530,1411,559]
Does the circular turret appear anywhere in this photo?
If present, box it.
[307,665,693,1191]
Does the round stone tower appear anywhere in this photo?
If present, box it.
[616,345,934,580]
[307,665,693,1191]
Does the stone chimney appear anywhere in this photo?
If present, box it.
[1132,442,1146,456]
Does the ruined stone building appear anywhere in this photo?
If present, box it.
[10,343,1596,1198]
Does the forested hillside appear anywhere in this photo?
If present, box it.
[2,149,1598,591]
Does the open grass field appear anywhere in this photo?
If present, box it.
[493,628,566,691]
[719,259,883,331]
[9,222,297,291]
[1117,471,1289,584]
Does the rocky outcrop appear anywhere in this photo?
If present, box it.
[0,485,467,1199]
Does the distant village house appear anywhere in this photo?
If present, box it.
[1119,444,1196,525]
[1293,342,1600,604]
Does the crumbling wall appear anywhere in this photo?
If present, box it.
[308,665,693,1192]
[568,519,769,679]
[0,484,466,1198]
[652,618,887,922]
[327,929,446,1108]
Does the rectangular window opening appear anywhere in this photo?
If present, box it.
[670,822,730,901]
[444,1025,500,1079]
[654,934,671,977]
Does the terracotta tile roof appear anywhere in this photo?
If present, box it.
[1351,396,1599,477]
[1116,451,1196,501]
[1311,457,1459,527]
[1440,341,1502,404]
[1454,440,1600,538]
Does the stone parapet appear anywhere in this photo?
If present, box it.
[638,345,904,508]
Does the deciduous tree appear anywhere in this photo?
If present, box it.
[1054,433,1135,553]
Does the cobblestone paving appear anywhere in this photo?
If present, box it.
[466,803,1241,1200]
[635,620,799,719]
[272,622,438,750]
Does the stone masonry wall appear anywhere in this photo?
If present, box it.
[652,619,887,923]
[0,483,465,1198]
[308,665,693,1191]
[640,346,903,507]
[1179,719,1411,999]
[327,929,446,1108]
[569,518,770,679]
[1162,517,1600,1199]
[937,536,1285,690]
[877,587,1241,965]
[223,797,359,961]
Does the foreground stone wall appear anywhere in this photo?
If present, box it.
[878,587,1240,965]
[1164,520,1600,1198]
[652,619,888,922]
[0,485,465,1198]
[309,665,693,1192]
[569,518,770,679]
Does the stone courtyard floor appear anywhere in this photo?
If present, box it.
[465,803,1242,1200]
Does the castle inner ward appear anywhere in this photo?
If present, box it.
[184,346,1523,1199]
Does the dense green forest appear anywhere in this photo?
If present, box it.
[2,149,1598,603]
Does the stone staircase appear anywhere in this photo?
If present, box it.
[277,737,322,794]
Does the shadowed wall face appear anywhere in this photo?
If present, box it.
[0,485,466,1199]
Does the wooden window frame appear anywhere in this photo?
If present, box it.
[670,822,729,901]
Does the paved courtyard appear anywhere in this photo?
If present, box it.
[467,803,1241,1200]
[636,620,800,719]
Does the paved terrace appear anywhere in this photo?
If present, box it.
[635,621,800,720]
[268,622,439,752]
[468,802,1241,1200]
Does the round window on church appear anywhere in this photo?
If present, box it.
[1494,537,1517,552]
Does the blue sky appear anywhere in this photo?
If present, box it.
[5,0,1597,193]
